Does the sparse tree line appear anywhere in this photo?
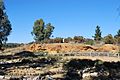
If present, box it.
[32,20,120,45]
[3,43,24,48]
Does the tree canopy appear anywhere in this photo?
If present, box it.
[104,34,115,44]
[114,29,120,38]
[0,0,12,49]
[32,19,54,42]
[93,25,102,41]
[114,29,120,44]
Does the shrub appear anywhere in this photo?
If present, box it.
[85,39,94,45]
[104,34,115,44]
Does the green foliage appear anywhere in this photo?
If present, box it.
[85,39,94,45]
[0,0,12,49]
[93,26,102,41]
[114,29,120,44]
[73,36,85,43]
[3,43,22,48]
[53,37,63,43]
[94,60,103,66]
[115,29,120,38]
[44,23,54,39]
[64,37,72,43]
[32,19,44,42]
[31,19,54,42]
[104,34,115,44]
[114,37,120,45]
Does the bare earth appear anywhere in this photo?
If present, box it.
[26,43,119,53]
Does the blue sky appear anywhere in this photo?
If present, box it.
[4,0,120,43]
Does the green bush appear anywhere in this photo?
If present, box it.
[85,39,94,45]
[104,34,115,44]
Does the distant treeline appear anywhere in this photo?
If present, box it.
[31,19,120,45]
[39,36,94,45]
[3,43,24,48]
[31,34,119,45]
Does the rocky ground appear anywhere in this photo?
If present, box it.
[0,51,120,80]
[0,43,120,80]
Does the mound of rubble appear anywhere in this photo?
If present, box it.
[25,43,119,53]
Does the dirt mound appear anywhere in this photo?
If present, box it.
[28,43,42,51]
[98,44,119,53]
[25,43,119,53]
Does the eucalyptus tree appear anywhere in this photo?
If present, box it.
[0,0,12,49]
[32,19,54,42]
